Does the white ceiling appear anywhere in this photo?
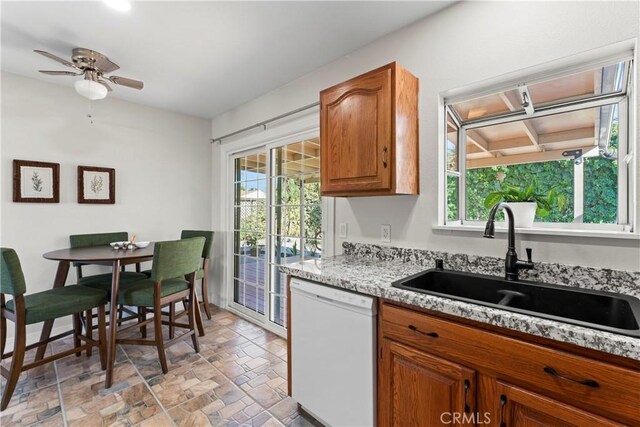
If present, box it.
[1,1,453,118]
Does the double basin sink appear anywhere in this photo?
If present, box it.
[393,268,640,337]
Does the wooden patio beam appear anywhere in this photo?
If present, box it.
[466,126,595,156]
[499,91,541,152]
[467,145,598,169]
[467,130,495,157]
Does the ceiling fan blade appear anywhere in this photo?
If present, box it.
[108,76,144,90]
[34,50,78,69]
[98,80,113,92]
[94,57,120,74]
[39,70,81,76]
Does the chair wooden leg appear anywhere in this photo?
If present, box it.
[138,307,147,339]
[117,305,124,325]
[169,303,175,339]
[97,305,107,371]
[73,314,82,357]
[201,277,212,320]
[1,313,6,358]
[193,294,205,337]
[153,304,168,374]
[1,318,26,411]
[86,309,93,357]
[188,289,200,353]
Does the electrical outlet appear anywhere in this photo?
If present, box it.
[381,224,391,243]
[339,223,348,238]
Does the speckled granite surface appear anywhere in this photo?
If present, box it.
[280,243,640,360]
[343,242,640,298]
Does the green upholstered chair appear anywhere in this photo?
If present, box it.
[70,232,149,337]
[115,237,205,374]
[180,230,215,320]
[69,232,147,288]
[142,230,214,337]
[0,248,108,410]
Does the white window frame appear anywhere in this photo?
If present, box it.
[437,45,638,240]
[220,113,334,337]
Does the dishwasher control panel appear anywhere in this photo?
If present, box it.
[290,278,375,312]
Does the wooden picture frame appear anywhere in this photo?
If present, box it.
[13,159,60,203]
[77,166,115,204]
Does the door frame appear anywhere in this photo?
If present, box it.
[220,113,332,337]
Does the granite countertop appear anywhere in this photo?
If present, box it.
[280,255,640,361]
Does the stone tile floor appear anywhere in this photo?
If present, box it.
[1,306,316,427]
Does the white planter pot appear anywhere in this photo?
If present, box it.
[504,202,537,228]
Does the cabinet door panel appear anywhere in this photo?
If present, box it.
[496,382,623,427]
[327,90,380,179]
[379,338,476,427]
[321,68,391,193]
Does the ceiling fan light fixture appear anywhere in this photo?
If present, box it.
[103,0,131,12]
[74,79,108,100]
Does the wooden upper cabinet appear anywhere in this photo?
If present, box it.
[320,62,419,196]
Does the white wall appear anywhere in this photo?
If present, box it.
[211,0,640,293]
[1,72,212,342]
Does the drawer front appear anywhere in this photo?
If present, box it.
[381,303,640,425]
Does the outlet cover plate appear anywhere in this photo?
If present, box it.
[381,224,391,243]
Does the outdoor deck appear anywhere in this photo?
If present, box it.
[235,256,292,327]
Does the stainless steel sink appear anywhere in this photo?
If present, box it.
[392,269,640,337]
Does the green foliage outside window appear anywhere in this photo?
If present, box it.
[584,123,618,224]
[583,157,618,223]
[461,155,618,224]
[446,175,459,221]
[466,161,574,222]
[270,176,322,256]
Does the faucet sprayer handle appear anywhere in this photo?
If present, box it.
[526,248,533,262]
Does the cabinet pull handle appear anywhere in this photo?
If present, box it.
[382,146,388,168]
[407,324,438,338]
[463,379,471,413]
[499,394,506,427]
[543,366,600,388]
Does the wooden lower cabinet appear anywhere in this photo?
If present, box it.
[496,382,623,427]
[378,301,639,427]
[379,337,476,426]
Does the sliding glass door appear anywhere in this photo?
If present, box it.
[231,137,321,331]
[232,151,268,316]
[269,139,321,327]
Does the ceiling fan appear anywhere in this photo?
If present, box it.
[34,48,144,100]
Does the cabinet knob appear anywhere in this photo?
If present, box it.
[382,146,388,168]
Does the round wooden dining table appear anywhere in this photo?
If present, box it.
[39,244,155,388]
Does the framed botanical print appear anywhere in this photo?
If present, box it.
[78,166,115,204]
[13,159,60,203]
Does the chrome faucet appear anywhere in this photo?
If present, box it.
[483,202,534,281]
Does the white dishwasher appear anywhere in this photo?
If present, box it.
[290,278,377,427]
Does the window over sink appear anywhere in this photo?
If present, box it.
[442,50,635,235]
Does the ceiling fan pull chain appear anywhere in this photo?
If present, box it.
[87,99,94,124]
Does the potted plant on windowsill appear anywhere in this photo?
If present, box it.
[483,183,565,228]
